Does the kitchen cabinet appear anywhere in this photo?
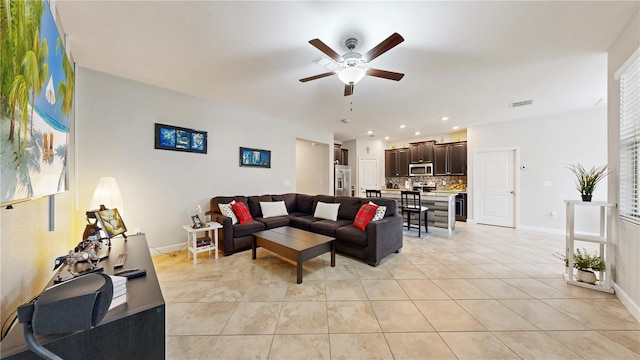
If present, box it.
[385,148,409,177]
[334,144,348,165]
[410,141,434,163]
[434,141,467,176]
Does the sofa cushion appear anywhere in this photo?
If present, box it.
[369,201,387,221]
[211,196,236,214]
[248,195,272,218]
[289,215,320,231]
[353,203,379,231]
[365,198,398,217]
[256,216,290,229]
[260,201,288,218]
[231,201,254,224]
[311,219,352,237]
[336,196,364,220]
[272,193,298,213]
[233,220,265,237]
[314,202,340,221]
[219,200,239,225]
[335,225,368,247]
[313,195,335,212]
[296,194,315,214]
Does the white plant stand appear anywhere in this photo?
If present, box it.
[563,200,615,293]
[182,222,222,265]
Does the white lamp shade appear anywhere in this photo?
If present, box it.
[337,67,366,85]
[90,177,124,216]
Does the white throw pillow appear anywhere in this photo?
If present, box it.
[313,202,341,221]
[219,200,238,225]
[369,201,387,221]
[260,201,289,218]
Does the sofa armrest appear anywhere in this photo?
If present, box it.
[365,214,403,266]
[210,213,234,256]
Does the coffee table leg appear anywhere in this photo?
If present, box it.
[252,238,257,260]
[297,260,303,284]
[331,241,336,267]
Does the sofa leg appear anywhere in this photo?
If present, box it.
[367,261,380,267]
[395,248,402,254]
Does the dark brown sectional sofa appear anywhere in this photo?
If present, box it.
[207,193,403,266]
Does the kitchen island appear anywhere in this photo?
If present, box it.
[380,189,457,232]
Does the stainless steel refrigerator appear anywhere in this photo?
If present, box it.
[334,165,351,196]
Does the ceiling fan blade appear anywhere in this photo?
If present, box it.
[367,68,405,81]
[344,84,354,96]
[299,72,336,83]
[309,39,343,62]
[363,33,404,62]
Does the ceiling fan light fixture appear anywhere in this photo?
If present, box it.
[338,67,366,85]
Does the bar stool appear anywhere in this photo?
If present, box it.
[400,190,428,237]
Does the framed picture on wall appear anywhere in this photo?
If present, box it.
[154,123,207,154]
[239,147,271,168]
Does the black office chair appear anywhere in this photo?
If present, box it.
[400,190,428,237]
[365,189,382,197]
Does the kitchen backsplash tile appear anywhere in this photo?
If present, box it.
[385,176,466,190]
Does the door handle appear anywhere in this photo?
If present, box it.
[510,191,514,194]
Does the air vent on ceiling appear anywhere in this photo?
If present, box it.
[510,99,534,108]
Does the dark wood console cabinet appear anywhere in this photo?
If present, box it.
[1,235,165,360]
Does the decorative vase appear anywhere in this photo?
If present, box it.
[581,195,592,202]
[576,269,597,284]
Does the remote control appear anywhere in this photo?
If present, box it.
[113,254,127,268]
[113,268,146,279]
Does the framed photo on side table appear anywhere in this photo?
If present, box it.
[191,215,204,228]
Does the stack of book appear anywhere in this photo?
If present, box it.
[108,275,128,310]
[196,237,212,247]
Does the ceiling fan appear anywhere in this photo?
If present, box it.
[299,33,405,96]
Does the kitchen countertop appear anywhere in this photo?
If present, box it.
[380,189,459,198]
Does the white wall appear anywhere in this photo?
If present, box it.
[75,68,333,250]
[295,140,330,195]
[607,10,640,321]
[467,107,608,233]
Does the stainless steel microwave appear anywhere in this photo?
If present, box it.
[409,163,434,176]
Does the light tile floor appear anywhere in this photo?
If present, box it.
[153,222,640,359]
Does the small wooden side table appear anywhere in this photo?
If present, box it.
[182,222,222,265]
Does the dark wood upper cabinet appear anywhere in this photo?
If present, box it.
[434,141,467,176]
[334,144,348,165]
[409,141,434,163]
[385,148,409,177]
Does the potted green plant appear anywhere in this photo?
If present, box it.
[567,163,608,202]
[567,248,606,284]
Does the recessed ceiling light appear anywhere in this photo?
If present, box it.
[367,130,373,135]
[384,136,389,140]
[441,117,449,121]
[452,126,459,130]
[400,125,406,129]
[415,131,420,135]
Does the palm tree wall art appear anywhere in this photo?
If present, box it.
[0,0,74,206]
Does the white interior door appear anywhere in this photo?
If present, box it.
[358,159,377,197]
[475,149,516,227]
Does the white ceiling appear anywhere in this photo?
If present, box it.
[54,1,638,142]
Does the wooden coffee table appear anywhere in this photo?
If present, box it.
[252,226,335,284]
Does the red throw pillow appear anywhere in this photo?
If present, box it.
[231,201,253,224]
[353,203,379,231]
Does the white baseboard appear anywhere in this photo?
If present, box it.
[613,282,640,323]
[148,242,187,256]
[516,225,564,234]
[466,218,476,224]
